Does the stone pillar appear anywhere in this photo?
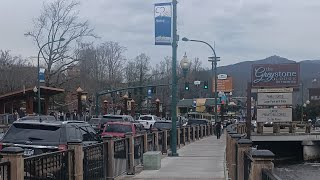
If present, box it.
[125,133,135,175]
[163,130,168,154]
[237,139,252,180]
[257,122,264,134]
[0,147,24,180]
[249,150,275,180]
[289,122,296,133]
[302,141,320,161]
[204,124,207,137]
[196,126,200,139]
[187,126,191,143]
[103,135,115,180]
[68,140,84,180]
[229,134,243,180]
[273,123,280,133]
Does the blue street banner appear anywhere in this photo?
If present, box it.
[154,2,172,45]
[39,68,45,83]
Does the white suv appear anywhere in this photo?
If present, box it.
[138,115,159,129]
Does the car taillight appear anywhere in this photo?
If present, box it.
[58,144,67,151]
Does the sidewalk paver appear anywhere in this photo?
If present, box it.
[121,134,226,180]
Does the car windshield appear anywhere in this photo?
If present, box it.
[1,123,61,143]
[100,116,123,124]
[105,124,132,133]
[140,116,152,120]
[89,118,101,124]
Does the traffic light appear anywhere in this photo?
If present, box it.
[203,81,208,89]
[185,82,190,91]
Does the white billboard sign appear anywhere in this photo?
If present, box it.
[258,93,292,106]
[218,74,228,80]
[257,108,292,122]
[257,88,293,93]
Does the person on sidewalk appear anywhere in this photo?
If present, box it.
[215,121,222,139]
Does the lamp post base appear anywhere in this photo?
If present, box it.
[168,152,179,157]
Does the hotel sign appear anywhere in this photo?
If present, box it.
[257,93,292,106]
[252,64,300,87]
[257,108,292,122]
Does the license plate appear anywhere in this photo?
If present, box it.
[24,149,34,156]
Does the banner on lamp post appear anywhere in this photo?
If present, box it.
[154,2,172,45]
[39,68,45,83]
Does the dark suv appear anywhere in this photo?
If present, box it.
[0,120,100,156]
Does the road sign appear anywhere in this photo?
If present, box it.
[257,108,292,122]
[257,93,292,106]
[212,77,233,93]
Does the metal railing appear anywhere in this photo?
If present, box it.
[83,143,105,180]
[147,133,155,151]
[262,169,282,180]
[114,138,128,177]
[243,152,252,180]
[158,131,164,152]
[24,150,74,180]
[133,135,144,167]
[0,161,10,180]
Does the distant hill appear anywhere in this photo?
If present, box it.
[213,55,320,104]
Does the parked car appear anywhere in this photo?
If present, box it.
[18,115,57,121]
[88,117,102,131]
[264,121,273,127]
[101,122,143,138]
[0,120,100,156]
[187,119,209,126]
[96,115,135,132]
[152,120,184,131]
[137,115,159,130]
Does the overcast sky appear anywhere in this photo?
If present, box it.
[0,0,319,67]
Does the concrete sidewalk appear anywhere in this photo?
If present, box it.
[121,134,226,180]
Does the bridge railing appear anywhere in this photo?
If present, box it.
[226,123,281,180]
[261,169,282,180]
[0,124,215,180]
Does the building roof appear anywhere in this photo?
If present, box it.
[0,86,64,101]
[177,99,194,107]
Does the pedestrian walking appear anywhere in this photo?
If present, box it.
[215,122,221,139]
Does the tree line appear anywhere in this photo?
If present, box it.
[0,0,211,113]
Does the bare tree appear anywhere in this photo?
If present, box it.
[25,0,96,87]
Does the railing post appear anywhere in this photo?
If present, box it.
[204,124,207,136]
[143,131,148,153]
[154,131,159,151]
[289,122,296,133]
[1,147,24,180]
[68,139,84,180]
[192,126,196,141]
[125,133,135,175]
[187,126,191,143]
[306,122,311,133]
[237,139,252,180]
[177,128,181,148]
[103,135,115,180]
[273,123,280,133]
[249,150,275,180]
[163,130,168,153]
[196,125,199,140]
[182,127,186,145]
[257,122,263,134]
[200,125,204,138]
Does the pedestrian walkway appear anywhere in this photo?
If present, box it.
[121,134,226,180]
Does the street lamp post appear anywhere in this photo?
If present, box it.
[182,37,220,123]
[37,38,65,115]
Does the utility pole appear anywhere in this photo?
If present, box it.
[170,0,178,156]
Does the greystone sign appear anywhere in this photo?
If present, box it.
[252,64,300,87]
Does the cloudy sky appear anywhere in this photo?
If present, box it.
[0,0,319,67]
